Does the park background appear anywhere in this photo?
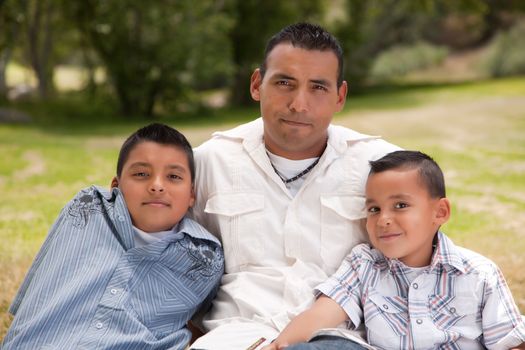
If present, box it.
[1,0,524,340]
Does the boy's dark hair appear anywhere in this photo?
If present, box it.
[369,150,446,198]
[116,123,195,182]
[260,22,344,88]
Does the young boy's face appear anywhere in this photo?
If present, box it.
[113,141,195,233]
[365,168,449,267]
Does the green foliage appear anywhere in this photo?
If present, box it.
[228,0,323,105]
[62,0,234,117]
[482,21,525,77]
[370,42,448,81]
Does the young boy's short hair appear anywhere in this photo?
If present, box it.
[116,122,195,182]
[369,150,446,198]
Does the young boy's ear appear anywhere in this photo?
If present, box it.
[110,177,119,189]
[434,198,451,225]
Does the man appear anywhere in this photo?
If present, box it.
[190,22,399,349]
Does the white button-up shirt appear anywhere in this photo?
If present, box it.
[192,118,399,331]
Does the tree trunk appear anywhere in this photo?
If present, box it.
[27,0,54,99]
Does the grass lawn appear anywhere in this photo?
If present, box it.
[1,77,524,340]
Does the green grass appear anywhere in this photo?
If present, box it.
[1,76,525,340]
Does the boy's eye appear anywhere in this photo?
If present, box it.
[133,172,148,177]
[394,202,408,209]
[367,206,379,214]
[168,174,182,180]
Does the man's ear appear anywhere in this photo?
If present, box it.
[335,81,348,112]
[435,198,451,226]
[250,68,262,102]
[110,176,119,189]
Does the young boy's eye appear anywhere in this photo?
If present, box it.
[133,172,148,178]
[367,206,379,214]
[394,202,408,209]
[168,174,182,180]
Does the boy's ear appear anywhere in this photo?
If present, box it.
[434,198,451,225]
[110,176,119,189]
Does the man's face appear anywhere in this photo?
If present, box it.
[250,43,347,160]
[365,168,449,267]
[113,141,195,233]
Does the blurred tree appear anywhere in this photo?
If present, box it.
[24,0,60,98]
[336,0,437,91]
[228,0,322,106]
[63,0,234,118]
[0,0,24,98]
[336,0,525,91]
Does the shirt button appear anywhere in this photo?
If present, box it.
[416,319,423,325]
[110,288,118,295]
[383,304,389,310]
[118,215,125,222]
[412,283,418,289]
[95,322,104,329]
[449,307,456,314]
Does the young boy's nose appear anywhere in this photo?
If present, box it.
[149,177,165,192]
[377,212,392,227]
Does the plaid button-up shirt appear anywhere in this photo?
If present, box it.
[317,231,525,349]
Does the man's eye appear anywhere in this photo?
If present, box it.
[276,80,291,86]
[313,84,328,91]
[395,202,408,209]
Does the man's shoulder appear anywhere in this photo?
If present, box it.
[328,123,400,157]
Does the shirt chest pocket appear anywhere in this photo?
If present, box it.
[320,195,368,269]
[429,294,482,340]
[205,192,265,272]
[364,293,408,346]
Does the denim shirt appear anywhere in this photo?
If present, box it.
[3,186,224,350]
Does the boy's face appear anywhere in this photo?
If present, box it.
[113,141,195,233]
[365,168,450,267]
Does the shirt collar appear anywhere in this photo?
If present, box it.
[429,231,467,273]
[378,232,467,274]
[212,117,381,155]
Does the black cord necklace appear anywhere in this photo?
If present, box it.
[270,157,320,184]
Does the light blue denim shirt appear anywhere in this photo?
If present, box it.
[3,186,224,350]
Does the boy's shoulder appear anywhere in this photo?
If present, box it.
[178,217,222,248]
[439,232,501,277]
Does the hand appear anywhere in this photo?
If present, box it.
[261,342,288,350]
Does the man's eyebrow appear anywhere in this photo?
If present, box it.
[270,73,296,81]
[310,78,332,87]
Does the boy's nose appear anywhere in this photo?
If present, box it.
[149,177,164,192]
[377,213,392,227]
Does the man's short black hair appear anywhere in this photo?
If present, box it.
[260,22,344,88]
[369,150,446,198]
[116,123,194,182]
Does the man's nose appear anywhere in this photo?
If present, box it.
[289,88,309,113]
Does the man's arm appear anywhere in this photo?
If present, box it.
[262,295,349,350]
